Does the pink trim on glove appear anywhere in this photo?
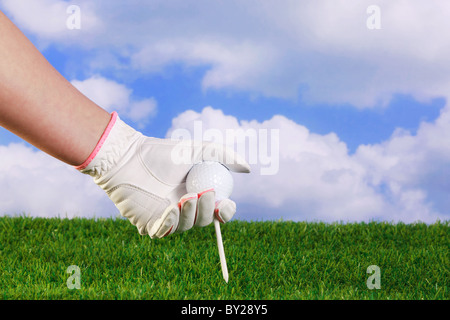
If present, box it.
[178,195,197,209]
[75,111,118,170]
[162,225,174,238]
[214,201,225,223]
[198,188,214,197]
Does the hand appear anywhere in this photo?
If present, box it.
[77,112,250,238]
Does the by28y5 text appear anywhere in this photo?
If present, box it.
[225,304,268,315]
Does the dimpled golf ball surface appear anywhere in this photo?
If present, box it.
[186,161,233,200]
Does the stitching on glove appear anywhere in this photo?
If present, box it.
[137,144,182,188]
[107,183,170,204]
[109,184,173,236]
[108,184,172,236]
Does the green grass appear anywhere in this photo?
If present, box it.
[0,216,448,300]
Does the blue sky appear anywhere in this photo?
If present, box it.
[1,0,449,223]
[36,43,446,152]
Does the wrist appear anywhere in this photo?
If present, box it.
[75,111,118,171]
[75,112,141,178]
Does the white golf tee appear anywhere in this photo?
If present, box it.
[214,218,229,283]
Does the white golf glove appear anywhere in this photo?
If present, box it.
[76,112,250,238]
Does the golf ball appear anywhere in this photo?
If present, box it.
[186,161,234,200]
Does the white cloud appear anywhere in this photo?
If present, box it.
[128,99,158,128]
[3,0,449,107]
[1,105,448,223]
[0,0,102,48]
[167,106,449,223]
[354,104,450,219]
[71,75,157,128]
[0,143,117,218]
[131,40,286,97]
[1,0,450,108]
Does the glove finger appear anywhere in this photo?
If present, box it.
[148,204,179,239]
[194,189,216,227]
[176,193,198,233]
[214,199,236,223]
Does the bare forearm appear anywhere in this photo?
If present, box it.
[0,10,110,166]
